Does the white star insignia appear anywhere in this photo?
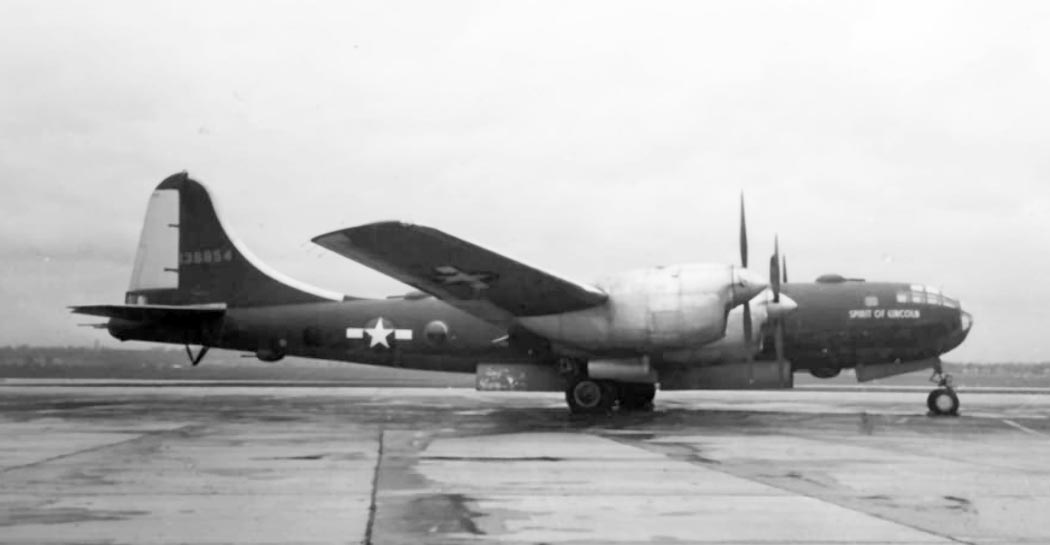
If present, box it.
[365,317,394,348]
[434,265,495,290]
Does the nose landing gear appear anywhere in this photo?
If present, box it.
[927,370,959,417]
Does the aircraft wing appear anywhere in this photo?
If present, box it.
[70,304,226,323]
[312,222,608,325]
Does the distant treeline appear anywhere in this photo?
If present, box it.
[1,346,1047,387]
[0,345,473,386]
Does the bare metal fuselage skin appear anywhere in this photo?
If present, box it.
[518,264,744,355]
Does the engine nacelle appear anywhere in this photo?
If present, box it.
[517,264,765,354]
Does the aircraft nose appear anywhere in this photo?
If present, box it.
[942,308,973,352]
[731,267,769,306]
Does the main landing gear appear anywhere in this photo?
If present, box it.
[564,379,656,414]
[927,369,960,417]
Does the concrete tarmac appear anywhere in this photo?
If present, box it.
[1,383,1048,544]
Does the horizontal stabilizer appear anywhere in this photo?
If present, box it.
[70,303,226,323]
[312,222,607,326]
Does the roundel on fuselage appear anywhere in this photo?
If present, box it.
[424,320,450,346]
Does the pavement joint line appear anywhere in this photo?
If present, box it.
[601,432,977,545]
[1001,418,1046,437]
[0,423,203,474]
[363,428,384,545]
[767,418,1044,475]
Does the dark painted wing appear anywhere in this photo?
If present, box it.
[312,222,607,325]
[70,304,226,323]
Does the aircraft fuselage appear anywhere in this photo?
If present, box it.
[773,280,971,373]
[107,277,971,378]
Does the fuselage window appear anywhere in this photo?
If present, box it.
[896,292,908,304]
[911,292,924,304]
[864,295,879,307]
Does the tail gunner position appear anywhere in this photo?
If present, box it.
[73,173,972,415]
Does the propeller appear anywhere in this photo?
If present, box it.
[770,236,786,363]
[739,196,795,378]
[770,236,781,303]
[739,194,752,359]
[768,236,789,365]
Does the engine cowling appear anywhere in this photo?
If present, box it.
[516,264,766,353]
[664,290,798,364]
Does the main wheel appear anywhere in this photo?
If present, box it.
[566,379,615,414]
[619,383,656,411]
[926,388,960,416]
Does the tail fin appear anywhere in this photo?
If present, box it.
[124,172,345,307]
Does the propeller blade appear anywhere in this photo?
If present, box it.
[739,193,754,368]
[739,193,748,268]
[774,319,785,363]
[782,254,788,283]
[769,236,786,363]
[742,301,753,361]
[770,235,781,303]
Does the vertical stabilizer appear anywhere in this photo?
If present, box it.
[128,187,180,294]
[125,172,344,307]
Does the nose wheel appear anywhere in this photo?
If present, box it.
[927,370,960,417]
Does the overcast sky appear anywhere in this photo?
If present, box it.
[2,1,1048,362]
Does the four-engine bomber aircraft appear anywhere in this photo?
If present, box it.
[73,173,972,415]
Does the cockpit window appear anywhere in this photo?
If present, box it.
[864,295,879,307]
[902,285,958,308]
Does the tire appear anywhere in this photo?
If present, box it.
[566,379,614,414]
[619,383,656,411]
[926,388,960,416]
